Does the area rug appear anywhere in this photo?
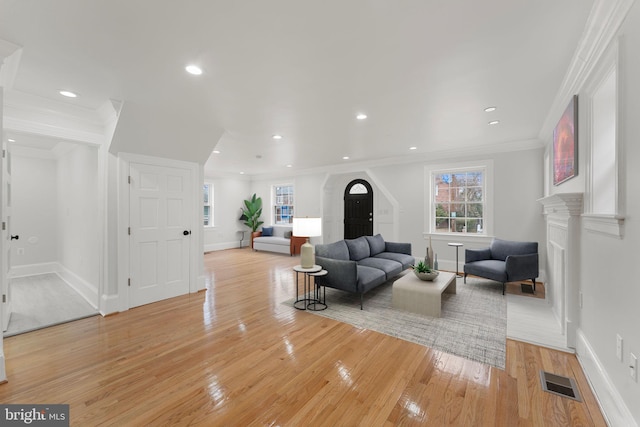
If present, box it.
[286,274,507,369]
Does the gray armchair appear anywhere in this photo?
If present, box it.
[463,238,538,295]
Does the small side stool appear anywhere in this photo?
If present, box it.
[448,242,463,278]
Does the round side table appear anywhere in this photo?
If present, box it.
[448,243,463,278]
[307,269,328,311]
[293,264,322,310]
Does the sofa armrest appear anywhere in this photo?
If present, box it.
[384,241,412,255]
[251,231,262,249]
[465,248,491,263]
[315,256,358,293]
[505,253,539,281]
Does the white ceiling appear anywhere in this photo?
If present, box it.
[0,0,594,176]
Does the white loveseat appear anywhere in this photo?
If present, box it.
[252,225,305,255]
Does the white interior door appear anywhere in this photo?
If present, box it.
[129,162,191,307]
[1,141,11,331]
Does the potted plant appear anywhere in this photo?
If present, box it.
[241,194,264,247]
[412,260,439,281]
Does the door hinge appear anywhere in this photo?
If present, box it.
[1,222,5,231]
[128,278,131,287]
[2,294,5,303]
[2,149,5,158]
[128,227,131,235]
[128,175,131,184]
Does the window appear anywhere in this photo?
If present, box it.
[431,168,486,234]
[203,183,213,226]
[273,185,294,224]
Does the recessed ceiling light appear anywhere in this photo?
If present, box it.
[488,120,500,125]
[240,171,245,175]
[286,164,292,168]
[272,134,283,140]
[8,139,15,142]
[185,65,203,75]
[342,156,350,160]
[356,113,367,120]
[409,146,417,150]
[484,106,497,112]
[59,90,77,98]
[212,150,220,154]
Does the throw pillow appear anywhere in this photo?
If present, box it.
[262,227,273,236]
[284,230,292,239]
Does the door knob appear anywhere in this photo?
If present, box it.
[11,235,19,240]
[369,218,372,222]
[183,230,191,236]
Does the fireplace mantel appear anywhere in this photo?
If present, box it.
[537,193,584,217]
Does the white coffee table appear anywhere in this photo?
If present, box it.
[392,271,456,317]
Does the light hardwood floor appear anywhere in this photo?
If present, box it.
[0,248,606,426]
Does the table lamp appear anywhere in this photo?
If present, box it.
[293,217,322,268]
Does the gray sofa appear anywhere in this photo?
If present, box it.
[315,234,413,309]
[463,238,539,295]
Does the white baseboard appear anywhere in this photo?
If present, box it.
[10,262,99,311]
[204,240,248,252]
[9,262,59,277]
[100,294,120,316]
[197,274,206,291]
[57,264,99,310]
[0,352,6,383]
[576,329,638,427]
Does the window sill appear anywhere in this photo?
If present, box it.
[423,232,494,245]
[582,214,624,238]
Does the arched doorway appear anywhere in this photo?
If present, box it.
[344,179,373,239]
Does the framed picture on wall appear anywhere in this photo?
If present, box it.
[553,95,578,185]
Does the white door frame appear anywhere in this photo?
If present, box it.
[117,153,200,312]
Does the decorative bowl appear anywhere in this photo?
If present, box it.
[414,269,439,281]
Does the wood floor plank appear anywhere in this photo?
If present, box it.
[0,248,605,426]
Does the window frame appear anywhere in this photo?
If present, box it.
[425,160,493,237]
[203,182,213,227]
[272,184,294,225]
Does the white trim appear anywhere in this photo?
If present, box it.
[576,329,638,427]
[9,262,98,310]
[204,241,248,252]
[582,214,624,238]
[539,0,635,141]
[117,153,201,312]
[100,294,120,316]
[424,159,494,237]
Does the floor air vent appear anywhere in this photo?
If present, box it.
[540,371,582,401]
[520,283,535,294]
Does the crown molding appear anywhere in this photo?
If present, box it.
[245,138,543,181]
[539,0,635,141]
[0,39,22,89]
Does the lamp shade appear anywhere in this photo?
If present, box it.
[292,217,322,237]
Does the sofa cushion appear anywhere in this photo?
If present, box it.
[253,236,289,246]
[356,265,387,293]
[315,240,350,261]
[464,259,508,283]
[365,234,386,256]
[374,252,415,269]
[358,257,402,279]
[490,238,537,261]
[261,227,273,236]
[284,230,292,239]
[345,237,370,261]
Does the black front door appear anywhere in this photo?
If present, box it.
[344,179,373,239]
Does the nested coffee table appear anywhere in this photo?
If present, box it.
[392,271,456,317]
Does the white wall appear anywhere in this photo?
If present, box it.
[202,176,252,251]
[248,147,546,277]
[57,144,100,295]
[10,154,58,267]
[563,3,640,424]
